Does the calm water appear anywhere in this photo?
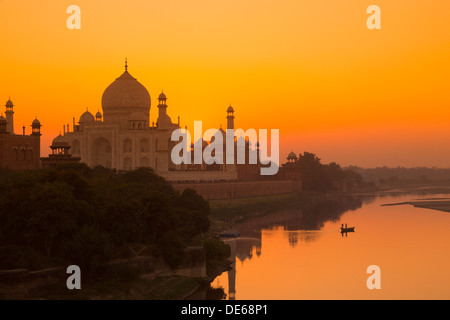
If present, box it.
[211,193,450,300]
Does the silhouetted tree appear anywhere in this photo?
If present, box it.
[0,164,213,272]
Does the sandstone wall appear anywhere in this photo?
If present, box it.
[171,180,302,200]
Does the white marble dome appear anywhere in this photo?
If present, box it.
[101,67,151,122]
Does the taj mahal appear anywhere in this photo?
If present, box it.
[54,60,239,182]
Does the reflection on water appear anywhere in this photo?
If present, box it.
[224,238,262,300]
[212,193,450,299]
[233,195,367,240]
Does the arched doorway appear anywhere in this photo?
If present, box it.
[123,157,132,170]
[123,138,132,153]
[140,157,150,167]
[92,137,112,168]
[140,138,150,153]
[72,140,81,155]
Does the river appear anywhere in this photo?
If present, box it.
[211,193,450,299]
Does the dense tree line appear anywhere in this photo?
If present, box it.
[0,164,212,273]
[346,166,450,183]
[292,152,367,192]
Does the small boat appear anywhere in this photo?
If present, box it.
[341,227,355,233]
[219,231,241,238]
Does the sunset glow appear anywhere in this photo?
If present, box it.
[1,0,450,167]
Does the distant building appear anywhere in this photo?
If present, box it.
[0,99,41,170]
[40,134,81,168]
[277,151,302,181]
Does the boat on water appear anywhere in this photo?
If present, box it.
[340,227,355,233]
[219,231,241,238]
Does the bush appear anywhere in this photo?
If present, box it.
[156,233,186,269]
[203,238,231,261]
[61,226,113,277]
[0,245,43,270]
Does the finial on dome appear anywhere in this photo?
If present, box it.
[125,58,128,72]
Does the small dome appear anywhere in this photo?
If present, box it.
[129,112,147,121]
[95,111,102,118]
[79,110,95,123]
[5,99,13,107]
[32,118,41,126]
[159,92,167,100]
[52,134,69,147]
[287,151,297,160]
[53,134,64,143]
[227,106,234,113]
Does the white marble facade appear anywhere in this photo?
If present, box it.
[61,62,178,173]
[57,61,238,182]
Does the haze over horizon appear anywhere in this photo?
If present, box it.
[1,0,450,168]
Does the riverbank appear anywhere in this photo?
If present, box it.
[209,191,355,221]
[0,272,201,300]
[0,242,229,300]
[359,186,450,214]
[354,185,450,197]
[208,191,364,238]
[381,198,450,213]
[0,261,227,300]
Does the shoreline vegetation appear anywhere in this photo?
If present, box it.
[210,192,350,222]
[0,164,229,300]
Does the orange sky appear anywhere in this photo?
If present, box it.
[1,0,450,167]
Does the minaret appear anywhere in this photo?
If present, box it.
[157,91,172,130]
[228,239,237,300]
[31,118,42,136]
[158,91,168,118]
[5,98,14,134]
[155,91,170,172]
[227,105,235,130]
[225,105,237,173]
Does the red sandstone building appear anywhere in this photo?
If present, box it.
[40,134,81,168]
[0,99,42,170]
